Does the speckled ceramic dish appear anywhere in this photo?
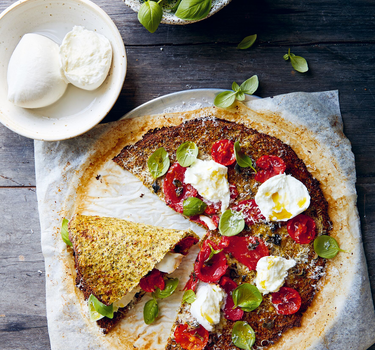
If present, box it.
[0,0,126,141]
[123,0,232,25]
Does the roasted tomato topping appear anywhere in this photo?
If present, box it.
[174,324,209,350]
[231,199,265,226]
[211,139,236,166]
[271,287,302,315]
[172,236,199,255]
[163,163,198,213]
[229,183,239,202]
[194,239,228,283]
[201,197,221,215]
[139,269,165,293]
[183,273,199,292]
[221,236,269,271]
[287,214,317,244]
[254,155,286,183]
[220,276,244,321]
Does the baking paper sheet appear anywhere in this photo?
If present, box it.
[35,90,375,350]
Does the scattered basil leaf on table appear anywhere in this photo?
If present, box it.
[232,81,241,92]
[182,290,196,304]
[176,141,198,167]
[205,243,223,263]
[240,75,259,95]
[183,197,207,216]
[232,283,262,312]
[148,147,170,179]
[234,141,257,172]
[144,298,159,324]
[314,235,345,258]
[237,34,257,50]
[88,294,114,320]
[152,278,179,299]
[175,0,212,20]
[61,218,72,246]
[214,90,237,108]
[232,321,256,350]
[284,48,309,73]
[219,209,245,236]
[138,0,163,33]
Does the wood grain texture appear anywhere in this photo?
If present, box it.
[0,0,374,348]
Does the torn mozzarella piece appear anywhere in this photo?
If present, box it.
[113,286,141,312]
[199,215,216,230]
[155,252,184,274]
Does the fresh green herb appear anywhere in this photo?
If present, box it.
[219,209,245,236]
[232,283,262,312]
[237,34,257,50]
[143,298,159,324]
[234,141,256,172]
[314,235,345,259]
[284,48,309,73]
[205,243,223,263]
[176,141,198,167]
[214,75,259,108]
[138,0,163,33]
[148,147,170,179]
[182,290,196,304]
[175,0,212,20]
[183,197,207,216]
[152,278,179,299]
[232,321,256,350]
[61,218,72,246]
[88,294,114,320]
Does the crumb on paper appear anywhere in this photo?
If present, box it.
[19,255,25,261]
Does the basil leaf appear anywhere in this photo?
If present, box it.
[170,0,182,11]
[239,75,259,95]
[138,0,163,33]
[236,91,246,101]
[182,290,196,304]
[143,298,159,324]
[283,53,290,61]
[219,209,245,236]
[234,141,256,172]
[152,278,179,299]
[176,141,198,167]
[237,34,257,50]
[148,147,170,179]
[232,321,256,350]
[290,54,309,73]
[214,90,237,108]
[183,197,207,217]
[61,218,72,246]
[314,235,344,259]
[205,243,223,263]
[232,81,240,92]
[232,283,262,312]
[175,0,212,20]
[88,294,114,319]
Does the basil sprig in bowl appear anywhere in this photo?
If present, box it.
[123,0,232,32]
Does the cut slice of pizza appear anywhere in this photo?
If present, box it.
[68,214,199,333]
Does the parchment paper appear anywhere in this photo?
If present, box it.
[35,90,375,350]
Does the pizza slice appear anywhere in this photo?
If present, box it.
[68,214,199,333]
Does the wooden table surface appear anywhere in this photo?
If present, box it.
[0,0,374,349]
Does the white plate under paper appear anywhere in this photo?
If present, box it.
[0,0,126,141]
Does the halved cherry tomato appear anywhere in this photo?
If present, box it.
[271,287,302,315]
[231,199,265,226]
[183,273,199,292]
[211,139,236,166]
[163,163,198,213]
[221,236,269,271]
[287,214,316,244]
[254,155,286,183]
[220,276,244,321]
[139,269,165,293]
[174,324,209,350]
[172,236,199,255]
[194,240,228,283]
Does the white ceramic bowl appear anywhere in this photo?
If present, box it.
[123,0,232,25]
[0,0,126,141]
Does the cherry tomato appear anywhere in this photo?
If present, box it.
[172,236,199,255]
[211,139,236,166]
[287,214,317,244]
[139,269,165,293]
[231,199,265,226]
[183,273,199,292]
[163,163,198,213]
[222,236,269,271]
[271,287,302,315]
[194,239,228,283]
[254,155,286,183]
[220,276,244,321]
[174,324,209,350]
